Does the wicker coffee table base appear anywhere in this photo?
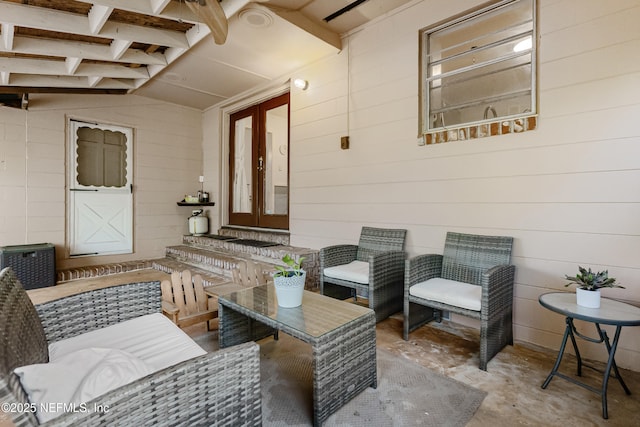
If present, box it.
[219,301,377,426]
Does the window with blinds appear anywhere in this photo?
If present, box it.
[420,0,536,137]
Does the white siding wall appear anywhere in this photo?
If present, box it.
[282,0,640,369]
[203,106,222,233]
[0,94,202,269]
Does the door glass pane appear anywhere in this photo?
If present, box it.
[233,116,253,213]
[264,104,288,215]
[76,127,127,187]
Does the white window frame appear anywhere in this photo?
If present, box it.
[419,0,537,139]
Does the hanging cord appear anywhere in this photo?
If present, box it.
[24,110,28,242]
[346,37,350,137]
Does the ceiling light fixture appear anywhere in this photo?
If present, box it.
[238,7,273,28]
[293,79,308,90]
[513,37,532,52]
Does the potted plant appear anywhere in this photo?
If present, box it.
[564,266,624,308]
[273,254,306,308]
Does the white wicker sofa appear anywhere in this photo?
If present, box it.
[0,267,261,427]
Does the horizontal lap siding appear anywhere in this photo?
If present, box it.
[289,0,640,369]
[0,94,202,269]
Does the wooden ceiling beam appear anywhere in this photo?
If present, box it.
[6,74,135,89]
[3,36,166,66]
[262,4,342,51]
[88,76,103,87]
[0,2,190,48]
[0,0,300,97]
[1,23,15,50]
[88,4,114,34]
[0,57,149,79]
[110,39,132,60]
[65,57,82,74]
[72,0,202,23]
[0,86,127,94]
[73,0,252,27]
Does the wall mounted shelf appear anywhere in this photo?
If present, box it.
[177,201,215,207]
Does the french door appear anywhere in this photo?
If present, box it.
[229,92,289,229]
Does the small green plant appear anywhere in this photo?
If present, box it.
[274,254,305,278]
[564,266,624,291]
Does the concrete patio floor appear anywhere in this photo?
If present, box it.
[10,271,637,427]
[187,312,640,427]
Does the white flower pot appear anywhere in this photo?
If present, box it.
[274,270,306,308]
[576,287,600,308]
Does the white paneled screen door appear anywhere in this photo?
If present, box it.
[68,119,133,256]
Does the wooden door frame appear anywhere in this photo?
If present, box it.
[257,92,289,229]
[227,92,289,230]
[228,105,259,227]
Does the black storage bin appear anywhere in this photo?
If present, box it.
[0,243,56,290]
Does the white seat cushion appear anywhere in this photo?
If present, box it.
[409,278,481,312]
[49,313,206,371]
[15,313,205,423]
[15,348,153,423]
[323,261,369,284]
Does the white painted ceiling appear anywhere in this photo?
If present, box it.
[0,0,413,110]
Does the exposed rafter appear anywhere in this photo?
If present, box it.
[0,0,212,93]
[0,0,350,102]
[262,3,341,50]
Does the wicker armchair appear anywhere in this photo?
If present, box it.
[403,232,515,371]
[320,226,407,322]
[0,267,262,427]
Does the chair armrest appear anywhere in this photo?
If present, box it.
[161,300,179,315]
[36,281,162,344]
[480,264,516,317]
[320,244,358,269]
[207,294,219,311]
[161,300,180,325]
[368,251,406,290]
[404,254,443,289]
[46,342,262,427]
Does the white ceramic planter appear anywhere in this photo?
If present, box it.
[274,271,306,308]
[576,287,600,308]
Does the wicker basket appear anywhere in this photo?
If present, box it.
[0,243,55,290]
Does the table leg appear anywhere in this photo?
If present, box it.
[218,304,251,348]
[312,313,377,426]
[600,325,631,395]
[541,319,632,420]
[219,304,276,348]
[600,325,630,419]
[567,318,583,376]
[542,317,572,389]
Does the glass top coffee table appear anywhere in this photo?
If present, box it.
[218,284,377,427]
